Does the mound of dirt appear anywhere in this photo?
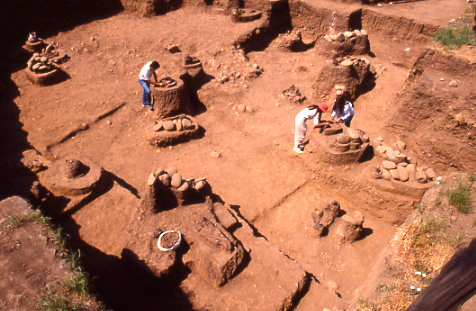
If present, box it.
[386,48,476,172]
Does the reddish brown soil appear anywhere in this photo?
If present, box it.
[2,0,476,310]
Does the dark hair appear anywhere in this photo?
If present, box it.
[150,61,160,69]
[335,95,346,108]
[307,104,318,110]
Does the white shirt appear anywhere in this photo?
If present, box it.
[331,101,354,121]
[295,108,321,128]
[139,61,154,81]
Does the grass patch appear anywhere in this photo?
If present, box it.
[37,291,84,311]
[447,183,471,214]
[434,26,476,49]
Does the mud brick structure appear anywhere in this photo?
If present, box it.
[316,29,370,58]
[22,37,47,53]
[147,114,201,147]
[309,126,370,164]
[152,77,193,117]
[312,56,373,99]
[40,158,103,197]
[231,8,263,23]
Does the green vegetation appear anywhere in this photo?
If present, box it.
[447,183,471,214]
[433,26,476,49]
[38,291,84,311]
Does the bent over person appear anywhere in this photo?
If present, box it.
[139,61,161,111]
[294,103,330,154]
[331,91,354,127]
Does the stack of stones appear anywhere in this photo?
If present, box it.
[276,30,305,51]
[323,29,368,44]
[312,201,341,237]
[27,53,57,74]
[281,85,306,104]
[153,116,194,132]
[156,167,208,195]
[373,140,436,183]
[332,128,369,152]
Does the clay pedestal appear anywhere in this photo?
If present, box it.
[152,78,192,117]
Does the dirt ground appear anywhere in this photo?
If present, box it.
[3,0,476,310]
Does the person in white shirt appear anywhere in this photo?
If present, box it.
[331,92,354,127]
[139,61,161,110]
[294,103,330,154]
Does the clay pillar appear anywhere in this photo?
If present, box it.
[142,173,160,213]
[152,78,192,117]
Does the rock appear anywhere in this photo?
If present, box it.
[340,59,353,67]
[324,35,333,42]
[390,169,400,180]
[416,171,427,183]
[175,119,183,131]
[361,134,370,143]
[245,106,253,113]
[354,29,362,36]
[382,160,397,170]
[163,121,176,131]
[171,173,182,188]
[361,29,368,36]
[40,56,48,63]
[398,162,408,167]
[336,212,364,243]
[387,152,405,163]
[336,134,351,144]
[182,118,193,129]
[425,168,436,180]
[210,151,221,158]
[397,166,409,182]
[177,181,189,192]
[376,145,387,154]
[396,141,406,151]
[404,47,411,53]
[167,44,180,53]
[406,164,416,181]
[237,104,246,112]
[343,31,354,38]
[166,167,178,176]
[153,122,164,132]
[32,63,41,71]
[448,80,458,87]
[335,32,345,42]
[194,180,207,191]
[158,173,171,186]
[381,168,391,180]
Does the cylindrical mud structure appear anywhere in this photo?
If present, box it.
[152,78,192,118]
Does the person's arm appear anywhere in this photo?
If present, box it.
[152,70,158,83]
[340,102,355,121]
[313,112,331,127]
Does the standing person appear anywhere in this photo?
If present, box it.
[294,103,330,154]
[331,91,354,127]
[139,61,161,111]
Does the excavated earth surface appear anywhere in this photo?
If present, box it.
[0,0,475,310]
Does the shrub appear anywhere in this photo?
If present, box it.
[448,183,471,214]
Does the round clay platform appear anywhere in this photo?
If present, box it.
[148,114,200,147]
[152,77,192,117]
[231,8,262,23]
[25,67,61,86]
[42,157,103,196]
[183,60,204,78]
[23,40,47,53]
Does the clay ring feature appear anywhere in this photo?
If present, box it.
[157,230,182,251]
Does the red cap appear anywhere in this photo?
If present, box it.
[318,102,328,113]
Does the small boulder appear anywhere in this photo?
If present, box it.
[177,181,189,192]
[210,151,221,158]
[448,80,458,87]
[381,160,397,170]
[336,134,351,144]
[396,141,406,151]
[194,180,207,191]
[175,119,183,131]
[376,145,387,154]
[397,162,408,167]
[397,166,409,182]
[166,167,178,176]
[171,173,182,188]
[425,168,436,180]
[237,104,246,113]
[416,171,427,183]
[406,164,416,181]
[153,122,163,132]
[390,169,400,180]
[158,173,171,186]
[182,118,193,129]
[381,168,391,180]
[163,121,175,131]
[346,128,361,140]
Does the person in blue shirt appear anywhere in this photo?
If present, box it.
[331,91,354,127]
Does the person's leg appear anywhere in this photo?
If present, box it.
[294,124,306,153]
[344,115,353,127]
[139,80,151,107]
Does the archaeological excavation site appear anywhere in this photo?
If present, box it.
[1,0,475,310]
